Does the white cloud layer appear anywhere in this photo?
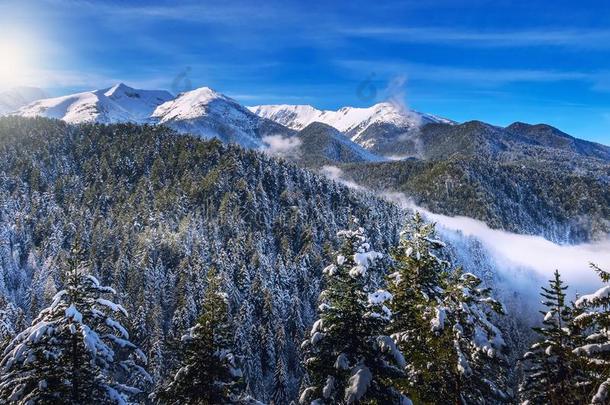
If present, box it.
[317,164,610,313]
[381,192,610,300]
[260,135,302,159]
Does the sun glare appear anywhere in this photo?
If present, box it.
[0,37,33,88]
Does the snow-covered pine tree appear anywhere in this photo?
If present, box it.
[572,264,610,404]
[0,299,17,352]
[271,355,290,405]
[299,222,408,405]
[519,270,589,404]
[0,246,151,404]
[388,213,509,403]
[443,269,510,403]
[154,267,244,404]
[386,212,450,402]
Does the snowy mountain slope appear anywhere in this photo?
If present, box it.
[0,86,48,115]
[248,102,454,152]
[16,83,173,124]
[14,84,294,148]
[151,87,294,148]
[249,102,453,133]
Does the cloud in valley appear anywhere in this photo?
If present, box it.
[320,165,365,191]
[340,183,610,304]
[260,134,302,159]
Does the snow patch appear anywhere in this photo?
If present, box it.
[345,365,372,404]
[575,286,610,308]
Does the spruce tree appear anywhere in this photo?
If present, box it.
[443,269,510,404]
[0,247,150,404]
[154,268,244,404]
[0,298,19,352]
[299,222,407,404]
[388,213,509,403]
[386,213,450,402]
[271,355,290,405]
[572,264,610,404]
[519,270,589,404]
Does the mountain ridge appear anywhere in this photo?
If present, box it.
[248,102,454,152]
[150,86,294,148]
[9,83,609,157]
[16,83,173,124]
[13,84,295,148]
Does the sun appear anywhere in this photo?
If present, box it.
[0,38,32,87]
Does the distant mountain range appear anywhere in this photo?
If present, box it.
[5,84,293,149]
[4,83,608,161]
[2,83,608,241]
[248,102,453,152]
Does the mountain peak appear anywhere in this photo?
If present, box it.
[104,82,135,97]
[151,86,237,122]
[17,83,173,124]
[179,86,226,101]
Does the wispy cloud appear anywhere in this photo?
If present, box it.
[42,0,271,24]
[320,171,609,305]
[320,166,366,191]
[339,26,610,50]
[336,60,591,86]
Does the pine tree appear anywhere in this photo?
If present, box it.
[299,222,407,404]
[386,213,450,402]
[519,270,589,404]
[0,247,151,404]
[572,264,610,404]
[154,268,244,404]
[271,355,290,405]
[0,299,17,352]
[443,269,510,404]
[388,213,509,403]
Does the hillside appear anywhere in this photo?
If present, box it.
[342,151,610,243]
[293,122,383,167]
[282,119,609,242]
[0,86,48,115]
[0,116,404,402]
[9,84,610,242]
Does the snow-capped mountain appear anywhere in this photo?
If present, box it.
[0,86,48,115]
[16,83,173,124]
[248,102,454,152]
[151,87,293,148]
[13,84,293,148]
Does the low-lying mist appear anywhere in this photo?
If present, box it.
[321,167,609,308]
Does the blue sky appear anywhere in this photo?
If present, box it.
[2,0,610,144]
